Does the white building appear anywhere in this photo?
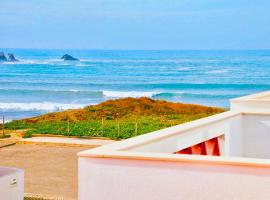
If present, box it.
[78,91,270,200]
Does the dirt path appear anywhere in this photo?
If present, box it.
[0,144,88,200]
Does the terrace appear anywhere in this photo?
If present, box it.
[78,91,270,200]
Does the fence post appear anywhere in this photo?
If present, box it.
[117,120,120,137]
[101,117,104,135]
[135,121,138,135]
[67,119,70,134]
[2,115,5,137]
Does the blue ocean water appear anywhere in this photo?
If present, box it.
[1,49,270,121]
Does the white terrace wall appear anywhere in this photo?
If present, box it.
[230,91,270,112]
[0,167,24,200]
[242,114,270,159]
[126,113,243,157]
[78,90,270,200]
[231,100,270,112]
[78,157,270,200]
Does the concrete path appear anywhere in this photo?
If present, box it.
[5,136,115,148]
[0,144,87,200]
[0,134,115,199]
[0,141,16,148]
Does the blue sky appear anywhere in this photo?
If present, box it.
[0,0,269,50]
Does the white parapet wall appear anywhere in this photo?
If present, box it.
[78,156,270,200]
[78,90,270,200]
[0,167,24,200]
[123,111,243,157]
[230,90,270,112]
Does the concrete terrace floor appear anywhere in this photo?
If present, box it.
[0,144,88,200]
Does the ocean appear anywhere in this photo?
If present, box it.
[0,49,270,122]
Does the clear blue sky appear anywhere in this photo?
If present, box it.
[1,0,269,50]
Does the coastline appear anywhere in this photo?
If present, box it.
[2,97,225,140]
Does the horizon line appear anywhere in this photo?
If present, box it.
[1,47,270,51]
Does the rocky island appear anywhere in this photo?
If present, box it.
[0,52,19,62]
[61,54,79,61]
[0,52,7,61]
[7,53,19,62]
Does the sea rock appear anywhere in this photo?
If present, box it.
[7,53,19,62]
[0,52,7,61]
[61,54,79,61]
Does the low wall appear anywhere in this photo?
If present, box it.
[242,114,270,159]
[124,112,243,157]
[78,91,270,200]
[0,167,24,200]
[78,157,270,200]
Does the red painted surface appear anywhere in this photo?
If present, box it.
[174,137,221,156]
[191,143,206,155]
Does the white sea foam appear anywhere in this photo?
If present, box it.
[0,102,86,111]
[80,59,197,63]
[176,67,192,71]
[2,60,50,65]
[68,89,80,92]
[75,63,92,67]
[102,90,160,98]
[2,59,73,66]
[205,69,230,74]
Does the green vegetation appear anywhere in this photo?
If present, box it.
[0,134,11,139]
[4,97,225,140]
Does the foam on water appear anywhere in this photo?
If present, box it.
[103,90,160,98]
[205,69,230,74]
[0,102,86,111]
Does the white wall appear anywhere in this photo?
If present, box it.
[0,167,24,200]
[78,113,270,200]
[226,114,243,157]
[242,114,270,159]
[231,100,270,112]
[127,113,270,159]
[79,157,270,200]
[127,114,244,157]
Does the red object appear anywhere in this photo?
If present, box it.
[174,137,221,156]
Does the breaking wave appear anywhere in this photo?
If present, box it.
[0,102,86,111]
[102,90,160,98]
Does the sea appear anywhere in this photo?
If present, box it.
[0,49,270,122]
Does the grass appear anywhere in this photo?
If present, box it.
[0,134,11,139]
[3,97,225,140]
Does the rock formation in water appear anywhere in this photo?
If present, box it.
[0,52,7,61]
[61,54,79,61]
[7,53,19,62]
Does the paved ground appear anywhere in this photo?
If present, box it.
[18,136,114,147]
[0,144,88,200]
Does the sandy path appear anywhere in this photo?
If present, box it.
[0,144,88,200]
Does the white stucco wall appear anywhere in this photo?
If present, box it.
[78,157,270,200]
[231,100,270,112]
[224,114,243,157]
[127,114,244,157]
[242,114,270,159]
[230,91,270,112]
[78,112,270,200]
[124,113,270,159]
[0,167,24,200]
